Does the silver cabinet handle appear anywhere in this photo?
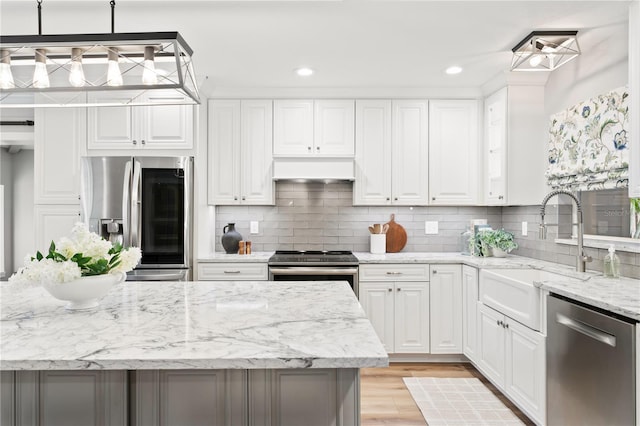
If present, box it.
[223,270,241,274]
[132,140,137,145]
[498,195,504,200]
[556,313,616,347]
[141,139,146,145]
[386,272,402,275]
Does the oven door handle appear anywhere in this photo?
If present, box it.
[269,267,359,275]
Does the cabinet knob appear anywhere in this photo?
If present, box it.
[498,195,504,200]
[489,191,493,195]
[141,139,146,145]
[432,270,437,274]
[394,197,398,201]
[78,195,81,200]
[242,196,246,201]
[432,197,436,201]
[386,197,390,201]
[388,288,392,292]
[397,288,401,291]
[132,140,137,145]
[234,196,238,201]
[316,146,320,151]
[505,322,509,329]
[308,146,312,151]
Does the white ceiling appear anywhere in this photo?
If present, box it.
[0,0,632,95]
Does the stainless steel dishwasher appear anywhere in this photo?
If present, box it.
[547,294,636,425]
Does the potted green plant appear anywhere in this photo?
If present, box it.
[478,229,518,258]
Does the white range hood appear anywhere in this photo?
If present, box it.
[272,157,355,181]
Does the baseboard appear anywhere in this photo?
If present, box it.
[389,354,469,363]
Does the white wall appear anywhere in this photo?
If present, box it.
[0,149,12,278]
[544,20,629,116]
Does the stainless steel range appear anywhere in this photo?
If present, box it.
[268,250,359,296]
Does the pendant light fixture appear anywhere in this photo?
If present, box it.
[0,0,200,108]
[511,30,580,72]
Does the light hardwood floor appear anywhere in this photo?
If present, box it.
[360,363,534,426]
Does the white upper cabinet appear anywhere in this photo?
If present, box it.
[354,100,393,205]
[484,88,508,205]
[482,85,546,205]
[208,100,274,205]
[429,100,479,205]
[87,93,194,150]
[273,99,354,157]
[393,100,430,205]
[353,100,428,205]
[34,108,86,204]
[629,1,640,197]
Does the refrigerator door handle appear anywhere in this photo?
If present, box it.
[131,160,142,247]
[122,160,132,247]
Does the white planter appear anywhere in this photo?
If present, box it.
[492,247,507,258]
[43,272,126,310]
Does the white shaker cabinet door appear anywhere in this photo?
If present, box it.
[429,100,479,205]
[34,108,86,204]
[240,100,274,205]
[353,100,392,205]
[313,99,355,156]
[359,282,395,353]
[477,303,506,388]
[462,265,479,362]
[394,281,430,353]
[34,205,82,253]
[504,318,546,425]
[484,88,508,205]
[273,100,314,156]
[87,94,135,149]
[391,100,429,205]
[140,95,194,149]
[429,264,463,354]
[208,100,241,205]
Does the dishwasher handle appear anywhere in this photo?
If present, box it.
[556,313,617,347]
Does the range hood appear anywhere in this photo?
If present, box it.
[272,157,355,181]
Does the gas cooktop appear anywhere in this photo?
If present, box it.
[268,250,359,266]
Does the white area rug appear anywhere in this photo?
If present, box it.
[403,377,525,426]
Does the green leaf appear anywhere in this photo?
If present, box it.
[36,251,43,261]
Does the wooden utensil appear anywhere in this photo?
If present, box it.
[368,225,375,234]
[373,223,381,234]
[385,214,407,253]
[382,223,389,234]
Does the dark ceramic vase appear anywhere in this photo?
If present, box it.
[221,223,243,254]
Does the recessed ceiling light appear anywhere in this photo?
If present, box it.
[445,66,463,75]
[295,67,314,77]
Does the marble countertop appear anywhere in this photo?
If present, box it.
[0,281,388,371]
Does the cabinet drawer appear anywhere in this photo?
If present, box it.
[197,263,268,281]
[359,264,429,282]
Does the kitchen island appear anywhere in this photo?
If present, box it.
[0,280,388,425]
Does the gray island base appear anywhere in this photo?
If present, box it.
[1,281,388,425]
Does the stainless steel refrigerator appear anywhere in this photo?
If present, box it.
[81,156,193,281]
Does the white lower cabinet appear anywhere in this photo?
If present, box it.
[429,264,462,354]
[197,262,268,281]
[359,264,430,354]
[477,303,545,425]
[462,265,479,362]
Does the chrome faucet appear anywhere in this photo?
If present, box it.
[539,189,592,272]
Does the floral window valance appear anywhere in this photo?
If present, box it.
[546,86,630,191]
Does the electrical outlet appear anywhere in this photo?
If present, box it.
[250,221,259,234]
[521,221,528,236]
[424,221,439,235]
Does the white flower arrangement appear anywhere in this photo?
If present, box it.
[9,222,141,286]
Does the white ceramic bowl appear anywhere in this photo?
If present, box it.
[43,272,126,310]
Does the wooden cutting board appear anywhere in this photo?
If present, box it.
[385,214,407,253]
